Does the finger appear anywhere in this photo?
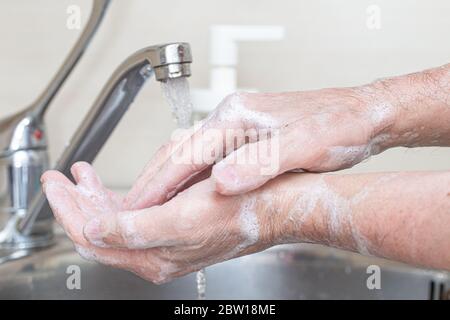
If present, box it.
[76,242,176,284]
[42,172,168,283]
[41,171,87,242]
[124,112,245,210]
[123,123,198,211]
[83,204,181,249]
[124,134,190,207]
[175,167,212,194]
[41,169,74,187]
[71,161,123,212]
[212,132,318,195]
[70,161,102,189]
[73,243,159,273]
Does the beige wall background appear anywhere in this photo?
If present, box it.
[0,0,449,188]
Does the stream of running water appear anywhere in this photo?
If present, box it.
[161,77,193,129]
[161,77,206,300]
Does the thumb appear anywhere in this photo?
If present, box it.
[211,134,318,195]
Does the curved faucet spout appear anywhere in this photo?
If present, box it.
[18,43,192,237]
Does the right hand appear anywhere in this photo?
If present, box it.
[125,88,398,210]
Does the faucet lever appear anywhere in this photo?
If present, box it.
[0,0,111,254]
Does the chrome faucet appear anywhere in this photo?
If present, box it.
[0,1,193,262]
[21,42,192,237]
[0,0,111,254]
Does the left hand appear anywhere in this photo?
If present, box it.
[42,162,284,284]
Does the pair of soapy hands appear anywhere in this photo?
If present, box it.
[42,88,396,283]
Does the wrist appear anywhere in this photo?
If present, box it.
[273,173,368,251]
[265,174,333,245]
[351,83,400,153]
[364,64,450,148]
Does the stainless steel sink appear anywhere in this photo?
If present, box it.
[0,234,448,300]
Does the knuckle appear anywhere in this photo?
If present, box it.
[116,214,144,248]
[74,245,96,262]
[216,92,241,113]
[152,274,170,285]
[136,268,170,285]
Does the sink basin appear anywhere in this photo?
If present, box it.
[0,234,448,299]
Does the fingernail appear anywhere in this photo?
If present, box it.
[41,182,48,194]
[84,218,107,247]
[42,182,57,200]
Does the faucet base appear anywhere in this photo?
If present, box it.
[0,214,54,252]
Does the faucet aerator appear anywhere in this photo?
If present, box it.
[154,63,191,82]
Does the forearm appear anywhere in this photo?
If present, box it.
[271,172,450,270]
[358,63,450,149]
